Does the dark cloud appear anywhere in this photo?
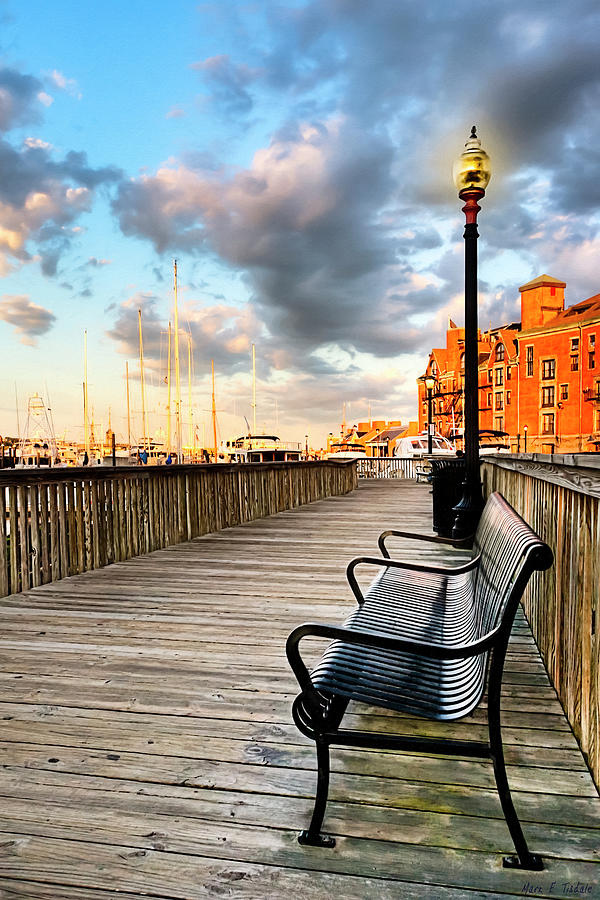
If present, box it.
[0,67,42,132]
[106,292,259,378]
[104,0,600,425]
[113,117,407,358]
[0,293,56,344]
[0,136,121,274]
[191,55,260,116]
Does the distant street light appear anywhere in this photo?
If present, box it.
[451,126,491,540]
[524,424,528,453]
[419,373,437,454]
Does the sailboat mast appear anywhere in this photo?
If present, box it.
[252,343,256,434]
[84,330,90,453]
[211,359,218,464]
[126,361,131,454]
[187,333,193,456]
[173,260,182,462]
[138,309,148,452]
[14,383,20,441]
[166,321,172,454]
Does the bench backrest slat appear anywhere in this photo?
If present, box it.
[472,493,552,641]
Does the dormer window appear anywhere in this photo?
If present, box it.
[495,343,505,362]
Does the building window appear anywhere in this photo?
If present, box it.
[495,368,504,386]
[542,413,555,435]
[487,392,492,407]
[506,366,511,380]
[571,337,579,352]
[589,333,596,348]
[589,352,596,369]
[495,392,504,411]
[560,383,569,401]
[595,409,600,433]
[542,359,556,380]
[494,416,504,432]
[571,355,579,372]
[495,343,505,362]
[506,390,511,405]
[541,386,555,408]
[526,346,534,377]
[487,370,493,383]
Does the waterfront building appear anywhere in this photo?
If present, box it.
[419,275,600,453]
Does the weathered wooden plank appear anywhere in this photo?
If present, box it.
[0,833,542,900]
[16,484,29,592]
[0,485,7,596]
[1,774,597,862]
[29,484,41,589]
[0,801,598,894]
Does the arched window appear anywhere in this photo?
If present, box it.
[495,343,505,362]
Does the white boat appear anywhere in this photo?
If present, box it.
[15,395,60,468]
[394,432,456,458]
[129,442,172,465]
[325,439,367,460]
[226,434,303,463]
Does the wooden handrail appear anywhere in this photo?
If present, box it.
[481,455,600,791]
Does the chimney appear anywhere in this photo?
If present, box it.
[519,274,566,331]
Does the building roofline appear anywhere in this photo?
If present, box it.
[519,274,566,292]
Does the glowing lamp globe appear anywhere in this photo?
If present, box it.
[452,126,491,195]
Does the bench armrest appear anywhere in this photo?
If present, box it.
[346,554,480,604]
[378,529,473,558]
[286,621,498,694]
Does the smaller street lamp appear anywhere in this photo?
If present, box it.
[419,373,437,454]
[523,424,528,454]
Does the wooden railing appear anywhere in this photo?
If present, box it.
[0,461,357,598]
[481,453,600,788]
[357,457,420,479]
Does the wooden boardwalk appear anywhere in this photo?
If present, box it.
[0,479,598,899]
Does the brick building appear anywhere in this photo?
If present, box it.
[418,275,600,453]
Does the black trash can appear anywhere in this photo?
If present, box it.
[430,457,467,538]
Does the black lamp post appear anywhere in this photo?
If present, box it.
[452,126,491,540]
[419,373,437,454]
[523,424,528,454]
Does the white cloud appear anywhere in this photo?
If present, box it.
[0,294,56,345]
[47,69,82,99]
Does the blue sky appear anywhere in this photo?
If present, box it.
[1,0,599,447]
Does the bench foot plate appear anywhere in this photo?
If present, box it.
[298,830,336,848]
[502,854,543,871]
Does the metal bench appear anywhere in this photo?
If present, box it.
[286,492,553,871]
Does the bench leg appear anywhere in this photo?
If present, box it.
[489,696,543,870]
[298,738,336,848]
